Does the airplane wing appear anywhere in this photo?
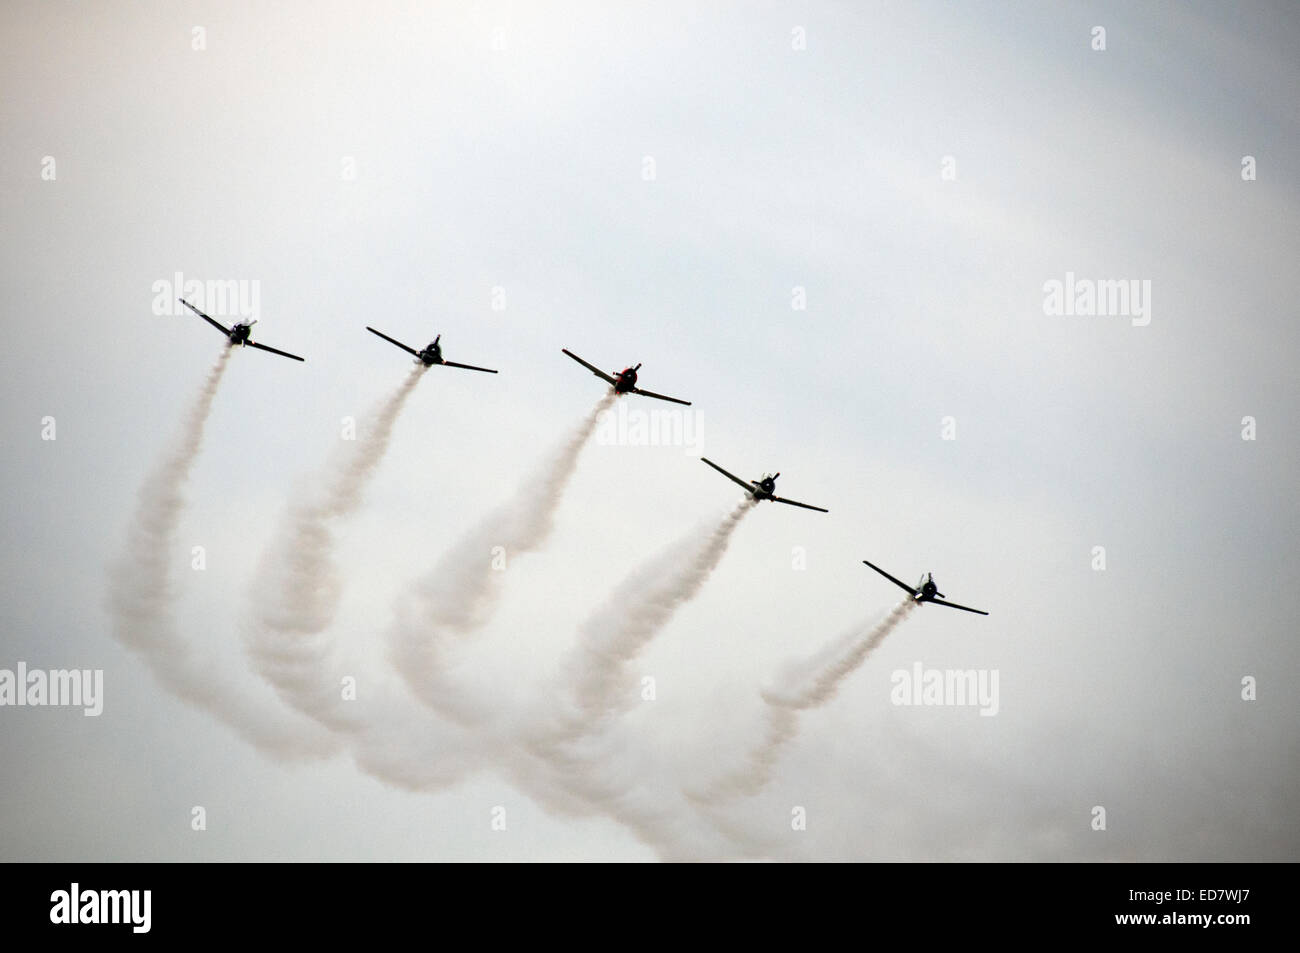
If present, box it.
[247,340,306,362]
[861,559,920,597]
[180,298,231,336]
[441,360,498,374]
[632,387,691,406]
[772,495,829,514]
[561,349,618,386]
[700,457,756,492]
[366,326,421,358]
[929,598,989,616]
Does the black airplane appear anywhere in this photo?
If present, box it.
[366,327,497,373]
[561,349,690,405]
[181,299,304,361]
[701,457,828,513]
[861,560,988,615]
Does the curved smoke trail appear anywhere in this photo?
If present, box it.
[106,347,338,760]
[534,498,757,744]
[246,364,426,730]
[109,366,868,858]
[480,498,761,861]
[692,599,916,802]
[238,364,498,791]
[388,392,616,725]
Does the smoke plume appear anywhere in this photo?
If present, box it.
[388,392,616,725]
[537,498,756,745]
[694,599,916,801]
[107,347,338,760]
[247,365,426,729]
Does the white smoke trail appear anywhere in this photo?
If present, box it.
[357,480,764,856]
[107,347,338,760]
[536,498,757,744]
[498,749,747,860]
[479,498,760,861]
[105,361,909,859]
[237,363,497,792]
[246,364,426,730]
[389,392,616,725]
[693,599,917,802]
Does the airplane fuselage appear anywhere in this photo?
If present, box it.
[613,366,639,393]
[228,323,253,345]
[916,576,942,602]
[417,342,443,365]
[751,475,778,500]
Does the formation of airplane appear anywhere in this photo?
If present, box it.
[367,327,497,373]
[861,560,989,615]
[174,302,987,619]
[700,458,829,513]
[561,348,691,406]
[181,298,305,362]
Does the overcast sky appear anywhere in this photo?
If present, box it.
[2,0,1297,861]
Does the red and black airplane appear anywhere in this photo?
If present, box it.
[561,349,690,405]
[701,458,828,513]
[367,327,497,373]
[181,298,305,362]
[861,560,989,615]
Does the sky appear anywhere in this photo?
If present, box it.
[1,0,1297,862]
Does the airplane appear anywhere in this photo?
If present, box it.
[861,559,989,615]
[181,298,305,362]
[561,349,690,405]
[366,327,497,373]
[700,457,828,513]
